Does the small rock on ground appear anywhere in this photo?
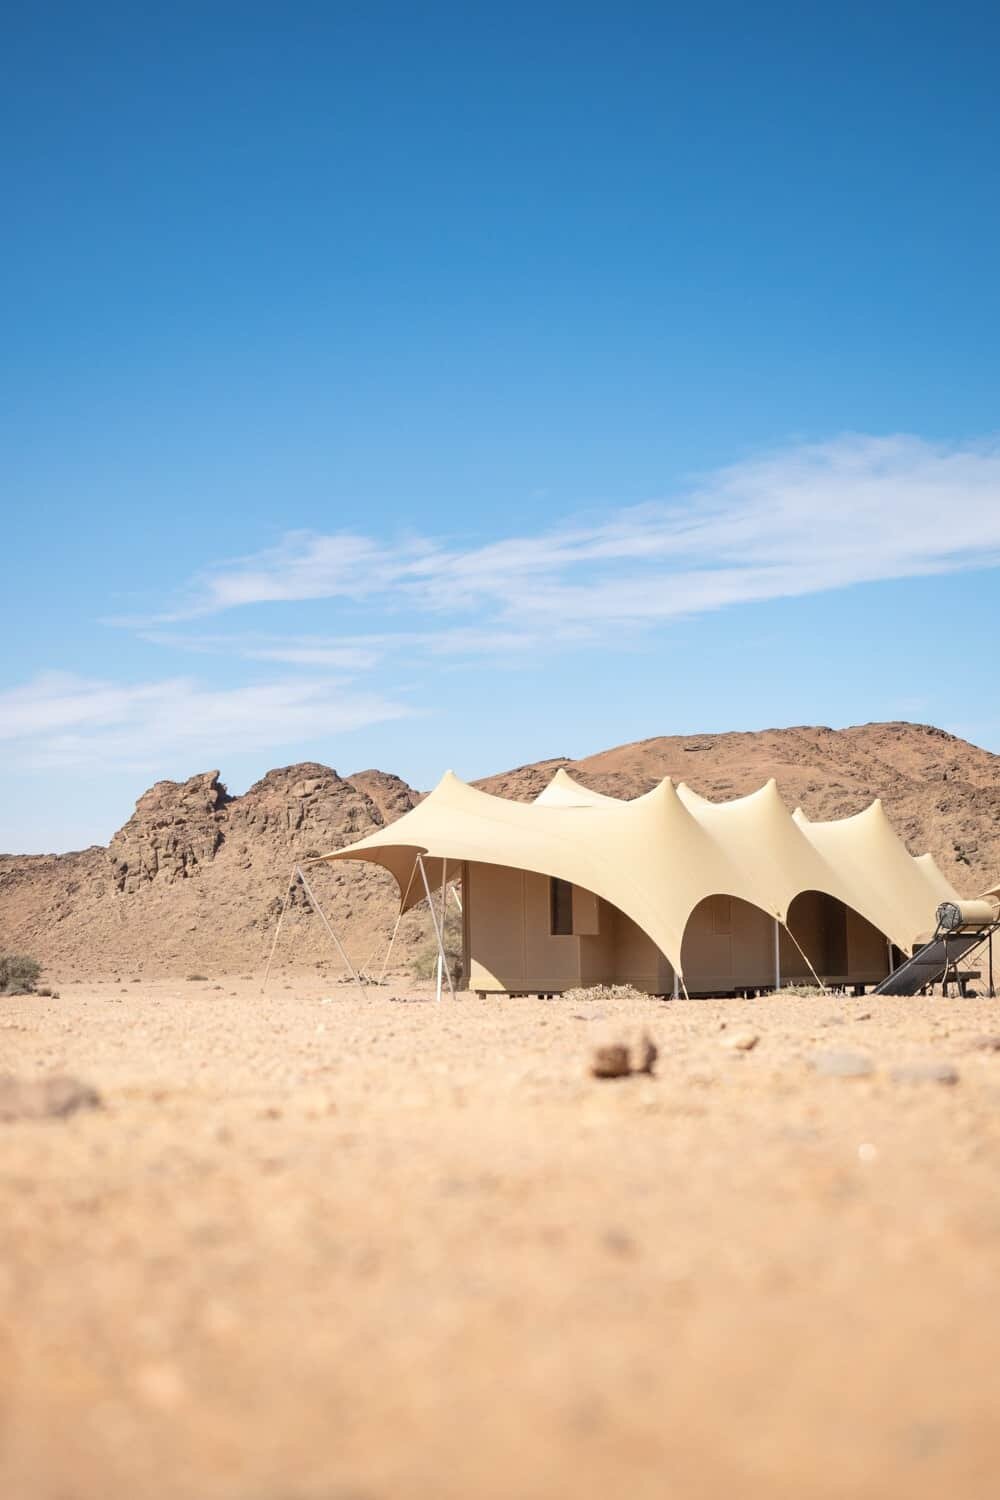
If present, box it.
[590,1031,657,1078]
[890,1061,960,1086]
[0,1074,102,1121]
[809,1051,875,1079]
[720,1031,759,1052]
[591,1045,631,1078]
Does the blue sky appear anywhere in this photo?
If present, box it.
[2,2,999,852]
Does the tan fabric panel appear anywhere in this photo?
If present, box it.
[464,862,526,993]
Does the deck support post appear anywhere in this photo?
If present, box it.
[990,931,995,999]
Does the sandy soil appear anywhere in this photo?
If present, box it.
[3,975,1000,1499]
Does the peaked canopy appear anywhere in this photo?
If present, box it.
[317,768,962,977]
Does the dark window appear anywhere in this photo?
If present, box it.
[550,877,574,935]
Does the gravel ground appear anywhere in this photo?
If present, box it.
[2,975,1000,1499]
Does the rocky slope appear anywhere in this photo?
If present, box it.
[1,723,997,979]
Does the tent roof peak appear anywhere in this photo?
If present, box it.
[534,766,623,808]
[677,778,786,813]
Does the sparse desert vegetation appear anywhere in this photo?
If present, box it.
[0,952,41,995]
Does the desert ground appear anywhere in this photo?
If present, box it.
[3,971,1000,1499]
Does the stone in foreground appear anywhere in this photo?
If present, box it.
[720,1030,759,1052]
[590,1032,657,1079]
[809,1051,875,1079]
[890,1061,960,1086]
[0,1074,102,1121]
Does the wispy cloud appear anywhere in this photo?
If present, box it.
[14,433,1000,774]
[139,626,550,667]
[0,672,411,771]
[126,434,1000,631]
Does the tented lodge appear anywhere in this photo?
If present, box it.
[318,768,963,997]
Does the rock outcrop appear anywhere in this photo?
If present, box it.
[109,772,231,893]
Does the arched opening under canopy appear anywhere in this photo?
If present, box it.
[681,893,775,996]
[680,890,898,996]
[783,890,894,988]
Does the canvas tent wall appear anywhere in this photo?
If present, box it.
[316,768,963,995]
[456,870,900,996]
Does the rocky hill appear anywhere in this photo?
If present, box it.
[1,723,998,981]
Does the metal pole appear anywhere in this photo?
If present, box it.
[781,920,827,993]
[377,910,405,985]
[672,967,680,1000]
[773,917,781,992]
[417,855,455,999]
[990,931,995,999]
[295,864,366,1001]
[436,859,448,1004]
[377,858,419,985]
[261,864,297,994]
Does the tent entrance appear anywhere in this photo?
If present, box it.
[783,891,891,989]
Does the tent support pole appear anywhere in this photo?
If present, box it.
[417,855,455,1000]
[295,863,366,1001]
[261,863,298,994]
[436,858,448,1004]
[672,968,680,1000]
[357,941,381,978]
[376,919,402,984]
[781,920,828,993]
[773,917,782,993]
[377,859,419,986]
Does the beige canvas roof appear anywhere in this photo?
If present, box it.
[318,768,962,977]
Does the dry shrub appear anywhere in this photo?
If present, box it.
[561,983,652,1005]
[410,907,464,986]
[0,954,42,995]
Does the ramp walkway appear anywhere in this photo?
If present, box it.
[875,899,999,997]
